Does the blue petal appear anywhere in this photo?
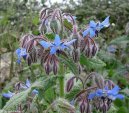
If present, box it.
[104,86,109,90]
[39,41,51,48]
[96,89,103,97]
[88,92,96,99]
[16,48,21,55]
[60,44,67,50]
[70,99,75,105]
[90,28,96,38]
[50,47,57,54]
[20,48,27,56]
[64,39,76,46]
[82,28,90,37]
[17,59,21,64]
[90,21,97,28]
[108,85,120,95]
[26,79,31,88]
[54,34,61,46]
[102,16,110,26]
[107,45,116,53]
[20,84,28,89]
[2,91,14,99]
[32,89,38,94]
[100,16,110,28]
[116,94,124,100]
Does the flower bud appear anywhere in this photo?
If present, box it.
[39,20,47,34]
[53,61,58,75]
[44,63,51,75]
[26,54,32,66]
[80,101,86,113]
[72,49,80,62]
[92,44,98,56]
[66,77,75,92]
[94,76,105,89]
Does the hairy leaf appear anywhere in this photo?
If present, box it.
[80,55,106,70]
[110,35,129,45]
[3,89,31,110]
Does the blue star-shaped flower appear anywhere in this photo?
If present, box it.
[88,85,124,100]
[20,79,38,95]
[2,91,15,99]
[15,48,27,64]
[40,34,76,55]
[82,16,110,38]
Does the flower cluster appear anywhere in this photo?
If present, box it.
[66,73,124,113]
[13,7,124,113]
[2,79,38,99]
[16,8,110,75]
[88,85,124,100]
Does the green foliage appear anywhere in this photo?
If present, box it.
[3,89,31,110]
[52,98,75,113]
[1,0,129,113]
[59,56,79,75]
[45,33,55,40]
[80,55,106,71]
[110,35,129,45]
[63,19,73,31]
[117,106,128,113]
[65,87,81,100]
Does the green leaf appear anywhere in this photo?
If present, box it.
[107,105,117,113]
[32,16,39,25]
[65,87,81,100]
[3,89,31,110]
[43,87,56,103]
[80,55,106,70]
[110,35,129,45]
[45,33,55,40]
[114,99,123,107]
[117,106,128,113]
[31,76,57,92]
[63,19,73,31]
[59,56,79,75]
[121,88,129,96]
[53,98,75,113]
[97,50,116,62]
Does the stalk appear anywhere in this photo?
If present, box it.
[9,51,14,79]
[58,64,65,97]
[59,76,64,97]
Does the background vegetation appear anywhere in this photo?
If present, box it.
[0,0,129,112]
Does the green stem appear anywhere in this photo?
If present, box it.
[29,66,35,82]
[59,76,64,97]
[9,51,14,79]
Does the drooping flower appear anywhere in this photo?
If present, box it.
[15,48,27,64]
[20,79,38,95]
[39,34,76,55]
[107,45,117,53]
[88,85,124,100]
[2,91,15,99]
[82,16,110,38]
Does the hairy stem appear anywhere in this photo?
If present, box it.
[59,76,64,97]
[58,64,65,97]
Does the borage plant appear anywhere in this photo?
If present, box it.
[2,8,124,113]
